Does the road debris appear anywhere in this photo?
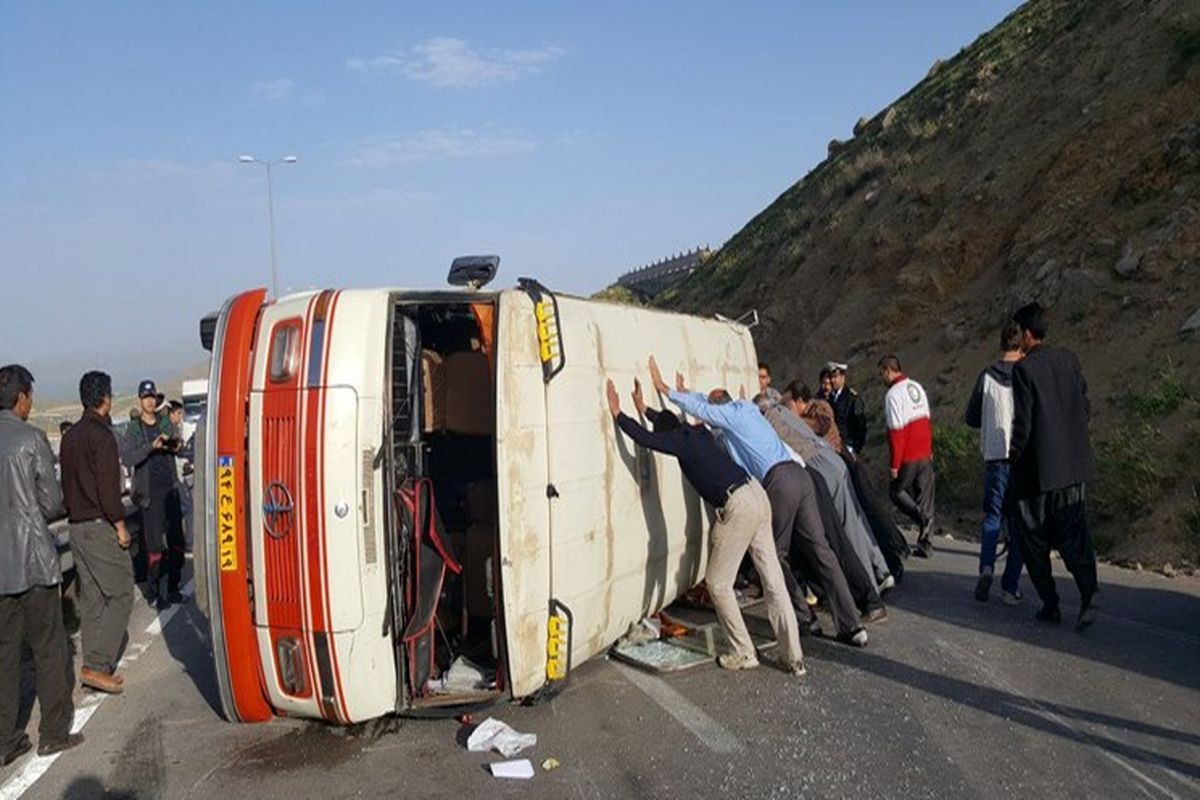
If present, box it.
[438,656,495,692]
[656,612,688,638]
[466,718,537,757]
[489,759,535,779]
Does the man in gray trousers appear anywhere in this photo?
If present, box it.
[60,371,131,695]
[0,364,82,764]
[653,358,868,648]
[755,394,893,592]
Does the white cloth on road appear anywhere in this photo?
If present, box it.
[467,718,537,757]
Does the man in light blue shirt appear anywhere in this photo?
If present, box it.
[649,357,866,645]
[666,391,792,481]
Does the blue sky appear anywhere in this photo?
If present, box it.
[1,1,1022,398]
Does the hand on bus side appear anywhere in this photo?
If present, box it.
[605,379,622,418]
[632,379,647,417]
[647,356,669,395]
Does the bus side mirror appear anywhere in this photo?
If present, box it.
[448,255,499,290]
[200,312,219,352]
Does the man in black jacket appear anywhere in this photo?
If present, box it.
[1008,303,1098,631]
[826,363,867,455]
[120,379,184,608]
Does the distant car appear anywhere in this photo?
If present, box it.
[181,378,208,447]
[111,419,134,494]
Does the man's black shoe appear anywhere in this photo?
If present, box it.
[799,617,823,637]
[911,541,932,559]
[1035,606,1062,624]
[1075,603,1097,632]
[167,590,186,605]
[2,734,32,766]
[834,627,869,647]
[36,732,84,758]
[974,573,993,602]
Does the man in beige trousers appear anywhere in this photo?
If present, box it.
[606,377,804,674]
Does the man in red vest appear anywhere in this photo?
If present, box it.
[879,355,935,558]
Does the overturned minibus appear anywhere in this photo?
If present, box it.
[197,263,758,724]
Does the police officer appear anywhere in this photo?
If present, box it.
[826,362,868,456]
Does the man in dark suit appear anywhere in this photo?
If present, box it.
[1007,303,1098,631]
[826,362,867,455]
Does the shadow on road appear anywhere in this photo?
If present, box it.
[817,643,1200,779]
[887,569,1200,691]
[158,598,223,718]
[62,775,136,799]
[148,562,222,718]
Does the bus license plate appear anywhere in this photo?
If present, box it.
[217,455,238,572]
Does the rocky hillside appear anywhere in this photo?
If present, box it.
[659,0,1200,564]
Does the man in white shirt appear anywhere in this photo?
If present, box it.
[965,324,1025,604]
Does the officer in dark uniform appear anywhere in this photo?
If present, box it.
[826,362,868,456]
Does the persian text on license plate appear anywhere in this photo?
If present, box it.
[217,455,238,572]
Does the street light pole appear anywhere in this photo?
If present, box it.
[239,155,298,298]
[264,161,278,299]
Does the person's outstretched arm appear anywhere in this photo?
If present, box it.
[668,391,739,431]
[616,413,684,456]
[964,371,985,429]
[609,377,682,456]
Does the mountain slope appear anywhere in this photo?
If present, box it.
[664,0,1200,563]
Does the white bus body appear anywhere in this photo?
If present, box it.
[199,280,757,723]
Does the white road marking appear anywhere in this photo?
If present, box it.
[1094,750,1183,800]
[613,663,743,754]
[0,581,195,800]
[1130,780,1157,800]
[1161,768,1200,794]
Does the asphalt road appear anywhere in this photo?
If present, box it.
[3,536,1199,800]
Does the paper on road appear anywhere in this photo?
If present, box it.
[489,760,535,779]
[466,718,537,758]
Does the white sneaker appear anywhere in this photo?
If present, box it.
[717,653,760,671]
[772,656,807,677]
[1002,590,1023,606]
[879,574,896,593]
